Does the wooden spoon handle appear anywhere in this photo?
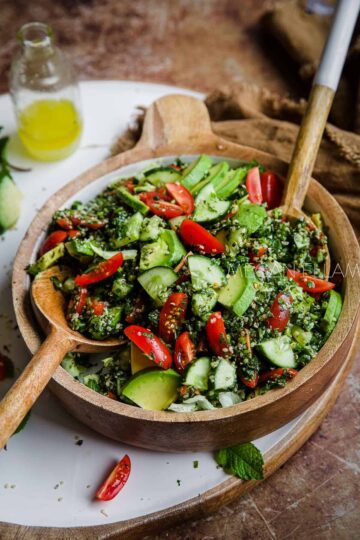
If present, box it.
[282,84,334,214]
[0,328,74,449]
[283,0,359,214]
[136,94,215,151]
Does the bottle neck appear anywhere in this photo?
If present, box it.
[18,22,55,59]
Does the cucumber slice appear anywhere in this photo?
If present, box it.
[114,212,144,247]
[144,167,182,186]
[0,174,22,233]
[322,290,342,336]
[214,358,237,390]
[193,184,230,223]
[218,264,255,313]
[218,267,246,307]
[27,243,65,276]
[140,215,166,241]
[216,166,248,199]
[138,266,177,305]
[191,161,229,196]
[181,155,213,190]
[160,230,186,265]
[188,255,226,290]
[116,187,149,215]
[257,336,296,368]
[168,215,186,230]
[185,357,211,391]
[192,289,218,320]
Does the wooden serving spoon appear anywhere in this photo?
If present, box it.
[280,0,359,277]
[0,266,124,448]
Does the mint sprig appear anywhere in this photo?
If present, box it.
[215,442,264,481]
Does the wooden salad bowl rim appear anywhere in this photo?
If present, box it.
[12,95,360,441]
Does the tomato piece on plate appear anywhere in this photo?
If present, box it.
[259,368,298,383]
[240,373,259,389]
[95,454,131,501]
[174,331,196,373]
[287,269,335,294]
[260,171,283,210]
[124,325,172,369]
[40,230,68,256]
[74,253,124,287]
[267,292,293,332]
[245,166,262,204]
[179,220,225,255]
[140,192,184,219]
[206,312,232,358]
[165,183,194,215]
[159,292,188,343]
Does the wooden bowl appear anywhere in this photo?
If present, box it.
[12,95,360,452]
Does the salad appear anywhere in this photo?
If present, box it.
[28,156,342,412]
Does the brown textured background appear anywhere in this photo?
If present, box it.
[0,1,359,539]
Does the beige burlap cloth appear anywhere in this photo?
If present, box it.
[112,1,360,236]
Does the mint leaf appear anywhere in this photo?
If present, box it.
[215,442,264,481]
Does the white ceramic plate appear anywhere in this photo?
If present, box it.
[0,80,305,528]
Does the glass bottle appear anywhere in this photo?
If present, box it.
[9,22,83,161]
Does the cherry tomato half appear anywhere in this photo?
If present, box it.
[57,215,105,230]
[89,298,106,316]
[174,331,196,373]
[206,312,232,358]
[140,192,184,219]
[259,368,298,383]
[240,372,259,389]
[95,454,131,501]
[124,325,172,369]
[40,230,68,256]
[260,171,283,210]
[159,292,188,343]
[74,253,124,287]
[246,167,262,204]
[75,288,89,315]
[267,293,293,332]
[165,183,194,215]
[179,220,225,255]
[287,269,335,294]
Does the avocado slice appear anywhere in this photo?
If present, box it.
[116,187,149,215]
[181,155,213,191]
[322,290,342,336]
[130,343,154,374]
[160,229,186,265]
[0,173,22,233]
[218,264,256,316]
[27,243,65,276]
[121,368,181,410]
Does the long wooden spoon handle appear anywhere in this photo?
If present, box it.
[283,0,360,214]
[0,329,74,449]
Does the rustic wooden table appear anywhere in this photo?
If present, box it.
[1,1,359,538]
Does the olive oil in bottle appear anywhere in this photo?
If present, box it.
[10,22,82,161]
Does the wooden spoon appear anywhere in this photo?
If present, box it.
[0,266,124,448]
[280,0,359,277]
